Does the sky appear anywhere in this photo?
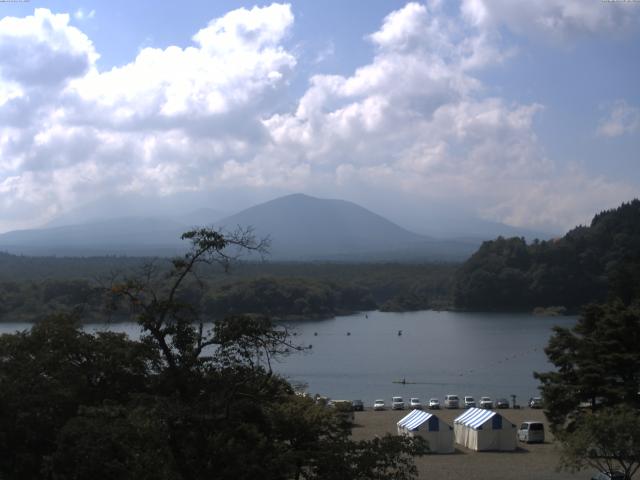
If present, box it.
[0,0,639,235]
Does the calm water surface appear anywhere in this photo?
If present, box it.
[0,310,575,406]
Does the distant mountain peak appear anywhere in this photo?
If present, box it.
[0,194,479,261]
[214,193,435,260]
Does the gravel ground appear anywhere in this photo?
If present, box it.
[351,408,591,480]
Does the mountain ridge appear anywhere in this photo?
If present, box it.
[0,194,477,260]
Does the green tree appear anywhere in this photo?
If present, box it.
[107,227,427,480]
[535,301,640,429]
[558,406,640,480]
[0,227,427,480]
[536,301,640,478]
[0,315,156,479]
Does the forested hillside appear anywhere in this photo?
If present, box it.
[0,256,455,322]
[453,200,640,311]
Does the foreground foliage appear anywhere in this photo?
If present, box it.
[0,228,427,479]
[536,302,640,428]
[537,301,640,479]
[558,406,640,480]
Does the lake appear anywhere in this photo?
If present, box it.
[0,310,575,406]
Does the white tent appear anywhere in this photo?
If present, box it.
[397,410,454,454]
[453,408,516,451]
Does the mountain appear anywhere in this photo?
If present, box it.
[167,208,225,228]
[0,217,188,256]
[0,194,479,260]
[215,193,476,260]
[383,201,556,241]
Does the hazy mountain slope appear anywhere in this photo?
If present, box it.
[173,208,225,227]
[0,194,478,260]
[214,194,425,257]
[0,217,188,256]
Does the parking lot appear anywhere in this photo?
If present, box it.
[351,407,595,480]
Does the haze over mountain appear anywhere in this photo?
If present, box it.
[0,217,188,257]
[0,193,548,260]
[215,193,467,260]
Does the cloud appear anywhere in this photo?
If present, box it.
[0,5,296,231]
[313,41,335,64]
[0,3,636,235]
[0,9,97,87]
[73,8,96,21]
[69,3,295,122]
[597,100,640,137]
[462,0,640,43]
[261,1,634,232]
[481,168,638,231]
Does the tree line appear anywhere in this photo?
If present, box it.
[453,200,640,312]
[0,260,455,323]
[525,201,640,479]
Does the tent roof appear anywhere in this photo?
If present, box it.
[454,408,499,430]
[397,410,433,431]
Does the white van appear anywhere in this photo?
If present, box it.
[444,394,459,409]
[518,421,545,443]
[392,396,405,410]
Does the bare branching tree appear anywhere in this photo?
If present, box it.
[110,227,273,381]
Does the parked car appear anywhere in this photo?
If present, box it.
[529,396,543,409]
[464,396,476,408]
[392,396,405,410]
[352,399,364,411]
[495,398,509,409]
[428,398,440,409]
[444,394,459,409]
[591,471,625,480]
[410,398,422,409]
[517,421,545,443]
[373,399,385,411]
[479,396,493,409]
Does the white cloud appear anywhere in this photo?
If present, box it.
[74,8,95,21]
[0,9,97,87]
[462,0,640,42]
[0,3,635,235]
[0,5,297,230]
[313,41,335,64]
[481,168,638,231]
[261,1,634,232]
[69,3,295,121]
[597,100,640,137]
